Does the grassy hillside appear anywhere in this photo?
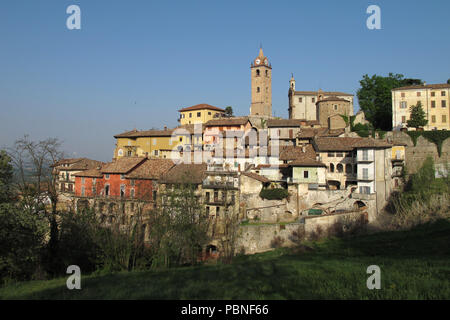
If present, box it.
[1,219,449,299]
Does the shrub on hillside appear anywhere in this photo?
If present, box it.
[259,188,288,200]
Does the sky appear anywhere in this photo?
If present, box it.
[0,0,449,161]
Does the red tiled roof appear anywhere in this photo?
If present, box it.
[178,104,225,112]
[279,145,316,161]
[392,83,450,91]
[313,137,392,151]
[114,128,174,138]
[241,172,270,183]
[267,119,304,127]
[74,168,103,178]
[125,159,175,180]
[205,117,249,127]
[159,163,207,184]
[101,157,146,174]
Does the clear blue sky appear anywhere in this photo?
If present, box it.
[1,0,449,161]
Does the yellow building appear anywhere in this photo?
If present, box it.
[114,128,179,159]
[392,83,450,130]
[178,103,225,125]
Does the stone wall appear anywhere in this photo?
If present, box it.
[388,131,450,173]
[236,210,366,254]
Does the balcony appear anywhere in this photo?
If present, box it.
[202,180,237,190]
[357,174,374,181]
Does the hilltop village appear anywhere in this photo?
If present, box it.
[53,48,409,254]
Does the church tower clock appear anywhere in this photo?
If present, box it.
[250,47,272,117]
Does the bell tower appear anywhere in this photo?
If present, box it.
[250,47,272,117]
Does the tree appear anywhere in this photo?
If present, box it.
[224,106,233,117]
[149,180,211,268]
[357,73,423,131]
[447,79,450,84]
[0,150,14,203]
[407,101,428,129]
[7,135,64,274]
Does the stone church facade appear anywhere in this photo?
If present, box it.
[288,75,354,125]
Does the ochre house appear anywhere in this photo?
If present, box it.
[178,103,225,125]
[114,127,177,159]
[392,83,450,131]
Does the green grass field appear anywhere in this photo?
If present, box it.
[1,219,449,299]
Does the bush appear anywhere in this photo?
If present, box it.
[0,204,47,283]
[259,188,288,200]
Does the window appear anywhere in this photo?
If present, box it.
[432,115,436,123]
[400,101,407,109]
[154,150,159,156]
[105,184,110,196]
[216,207,220,217]
[197,112,201,117]
[130,179,135,186]
[329,163,334,172]
[153,190,157,200]
[337,164,343,173]
[206,206,210,216]
[189,113,192,118]
[431,101,436,108]
[81,186,85,196]
[334,105,338,110]
[442,91,446,96]
[345,164,352,174]
[257,87,260,93]
[265,70,268,77]
[120,174,125,180]
[130,188,135,199]
[362,168,369,180]
[312,97,315,103]
[208,112,211,115]
[336,152,343,157]
[105,174,110,180]
[442,115,447,123]
[431,92,435,97]
[345,152,352,158]
[120,185,125,198]
[256,69,260,76]
[81,177,85,184]
[298,97,302,103]
[363,149,368,161]
[327,152,334,157]
[304,171,309,178]
[402,116,406,123]
[153,138,156,145]
[401,92,405,97]
[417,92,421,97]
[442,100,447,108]
[359,186,370,194]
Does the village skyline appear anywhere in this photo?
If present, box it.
[1,0,450,162]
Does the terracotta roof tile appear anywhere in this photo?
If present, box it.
[267,119,304,127]
[279,145,316,161]
[205,117,249,127]
[125,159,175,180]
[159,163,207,184]
[392,83,450,91]
[101,157,147,174]
[114,129,174,138]
[241,172,270,183]
[178,104,225,112]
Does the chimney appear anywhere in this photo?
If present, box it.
[423,81,427,86]
[164,126,167,131]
